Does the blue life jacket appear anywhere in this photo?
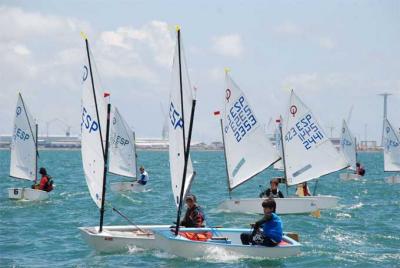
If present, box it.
[261,213,283,242]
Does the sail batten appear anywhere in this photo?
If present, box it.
[383,119,400,172]
[10,93,37,181]
[284,91,348,186]
[108,107,137,178]
[222,73,280,190]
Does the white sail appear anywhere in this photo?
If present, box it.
[340,119,356,170]
[283,90,348,186]
[10,93,37,181]
[273,125,284,170]
[222,73,279,189]
[168,30,195,207]
[383,119,400,172]
[109,107,137,178]
[81,41,108,208]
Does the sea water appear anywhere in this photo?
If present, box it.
[0,150,399,267]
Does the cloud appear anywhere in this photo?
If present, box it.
[0,6,176,136]
[273,22,304,36]
[318,37,336,49]
[13,44,31,55]
[273,22,336,50]
[212,34,243,57]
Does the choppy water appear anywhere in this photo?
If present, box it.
[0,150,399,267]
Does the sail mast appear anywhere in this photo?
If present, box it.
[278,116,289,195]
[83,34,109,232]
[174,27,197,236]
[35,123,38,182]
[99,102,111,232]
[219,117,231,198]
[133,131,138,178]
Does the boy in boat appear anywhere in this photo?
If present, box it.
[296,182,311,197]
[259,178,284,198]
[355,162,365,176]
[137,166,149,185]
[180,194,205,228]
[240,199,283,247]
[36,167,53,192]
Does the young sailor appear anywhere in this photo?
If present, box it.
[296,182,311,197]
[259,178,284,198]
[240,199,283,247]
[355,162,365,176]
[180,194,205,228]
[35,167,53,192]
[137,166,149,185]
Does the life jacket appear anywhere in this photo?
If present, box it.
[261,213,283,243]
[178,231,212,241]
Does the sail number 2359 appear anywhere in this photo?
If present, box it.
[225,95,257,143]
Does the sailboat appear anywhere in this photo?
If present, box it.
[217,72,317,215]
[153,28,301,259]
[78,33,170,253]
[8,93,49,201]
[339,119,360,180]
[382,118,400,183]
[108,107,143,192]
[273,126,285,170]
[282,90,349,209]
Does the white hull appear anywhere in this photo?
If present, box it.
[217,198,318,215]
[78,225,170,253]
[385,175,400,184]
[339,173,361,180]
[311,195,339,209]
[154,227,301,259]
[8,187,49,201]
[110,182,146,192]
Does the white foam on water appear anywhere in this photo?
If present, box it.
[152,250,176,259]
[349,202,363,210]
[121,194,143,204]
[199,246,242,263]
[336,213,351,219]
[127,245,146,254]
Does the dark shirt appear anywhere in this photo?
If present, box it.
[259,188,284,198]
[180,205,205,227]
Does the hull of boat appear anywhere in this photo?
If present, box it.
[78,225,170,253]
[385,176,400,184]
[110,182,146,192]
[154,227,301,259]
[217,197,318,215]
[311,195,339,209]
[8,187,49,201]
[339,173,361,180]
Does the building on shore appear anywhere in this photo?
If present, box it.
[0,135,380,151]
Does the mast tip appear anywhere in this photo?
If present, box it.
[80,31,88,40]
[175,25,181,32]
[224,67,231,73]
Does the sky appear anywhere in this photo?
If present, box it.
[0,0,399,143]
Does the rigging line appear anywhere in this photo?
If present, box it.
[106,202,152,235]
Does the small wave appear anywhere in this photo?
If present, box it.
[336,213,351,219]
[120,194,143,204]
[199,246,241,263]
[127,246,146,254]
[349,202,363,210]
[152,250,176,259]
